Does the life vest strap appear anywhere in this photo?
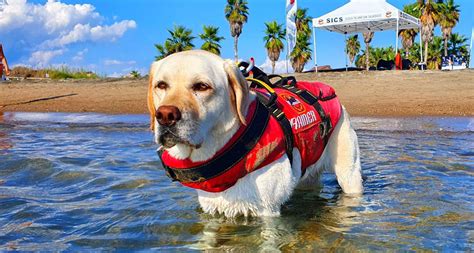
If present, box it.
[158,99,271,183]
[256,92,294,165]
[279,83,334,145]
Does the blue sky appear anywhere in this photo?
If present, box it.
[1,0,472,76]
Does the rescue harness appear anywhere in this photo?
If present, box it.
[157,62,342,192]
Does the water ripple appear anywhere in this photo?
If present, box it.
[0,113,472,251]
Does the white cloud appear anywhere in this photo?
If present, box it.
[0,0,136,66]
[104,59,137,66]
[72,48,88,62]
[258,57,315,74]
[28,49,65,66]
[107,67,147,78]
[43,20,136,48]
[259,58,294,74]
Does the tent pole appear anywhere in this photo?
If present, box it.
[344,33,348,71]
[395,17,399,54]
[419,29,424,70]
[313,26,318,73]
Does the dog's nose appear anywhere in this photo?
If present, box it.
[156,105,181,127]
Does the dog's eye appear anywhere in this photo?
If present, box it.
[155,81,168,90]
[192,82,211,92]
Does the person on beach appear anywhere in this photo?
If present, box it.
[0,44,11,79]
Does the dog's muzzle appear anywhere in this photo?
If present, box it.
[158,127,182,148]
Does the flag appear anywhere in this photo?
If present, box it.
[286,0,297,55]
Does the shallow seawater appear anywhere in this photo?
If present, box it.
[0,112,472,251]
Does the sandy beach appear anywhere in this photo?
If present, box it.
[1,70,473,117]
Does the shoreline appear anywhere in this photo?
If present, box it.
[1,70,473,117]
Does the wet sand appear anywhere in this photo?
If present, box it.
[1,70,473,116]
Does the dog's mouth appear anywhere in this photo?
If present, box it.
[159,127,182,148]
[158,127,201,149]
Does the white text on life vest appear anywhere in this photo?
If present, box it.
[289,110,317,130]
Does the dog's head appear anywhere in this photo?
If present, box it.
[148,50,249,157]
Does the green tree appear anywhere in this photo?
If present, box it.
[290,8,312,73]
[225,0,249,62]
[416,0,441,65]
[345,35,360,67]
[426,36,444,69]
[129,70,141,78]
[399,3,421,58]
[406,43,422,68]
[199,25,225,55]
[407,36,444,70]
[295,8,312,35]
[355,46,395,69]
[448,32,468,57]
[363,32,374,71]
[438,0,460,56]
[291,32,312,72]
[263,21,285,74]
[155,25,195,60]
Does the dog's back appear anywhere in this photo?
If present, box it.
[255,81,342,171]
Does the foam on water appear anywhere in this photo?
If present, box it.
[0,112,473,251]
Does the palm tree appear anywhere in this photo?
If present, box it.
[417,0,440,65]
[448,32,468,57]
[295,8,312,35]
[438,0,460,56]
[407,42,422,67]
[399,29,419,58]
[427,36,444,69]
[290,8,312,73]
[399,3,421,58]
[363,32,374,71]
[155,25,195,60]
[199,25,225,55]
[378,46,396,62]
[225,0,249,62]
[263,21,285,74]
[155,41,173,60]
[355,46,396,69]
[291,32,312,72]
[345,35,360,67]
[129,70,141,78]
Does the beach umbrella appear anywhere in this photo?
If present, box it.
[311,0,421,72]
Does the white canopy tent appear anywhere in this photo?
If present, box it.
[0,0,8,11]
[312,0,422,71]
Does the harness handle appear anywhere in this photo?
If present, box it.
[246,77,278,107]
[238,61,273,87]
[267,74,297,87]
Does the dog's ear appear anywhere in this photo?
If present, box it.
[224,60,249,126]
[147,61,160,131]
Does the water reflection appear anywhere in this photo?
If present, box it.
[0,112,13,150]
[193,191,363,251]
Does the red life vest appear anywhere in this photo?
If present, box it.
[160,81,342,193]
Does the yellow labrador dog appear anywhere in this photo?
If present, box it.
[148,50,363,217]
